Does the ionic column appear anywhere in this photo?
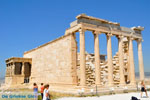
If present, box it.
[118,36,125,85]
[79,28,86,86]
[107,33,113,86]
[128,37,136,85]
[94,31,101,85]
[22,62,25,76]
[137,39,145,81]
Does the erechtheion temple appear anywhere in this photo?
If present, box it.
[5,14,145,94]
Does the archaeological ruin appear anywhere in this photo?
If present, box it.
[4,14,145,94]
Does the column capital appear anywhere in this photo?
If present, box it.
[12,62,15,65]
[79,28,86,33]
[107,33,113,37]
[136,38,143,43]
[93,31,100,34]
[117,35,124,39]
[128,37,134,41]
[71,32,76,34]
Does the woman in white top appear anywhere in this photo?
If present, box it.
[43,84,50,100]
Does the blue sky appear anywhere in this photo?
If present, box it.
[0,0,150,78]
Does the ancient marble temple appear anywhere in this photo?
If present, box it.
[5,14,145,94]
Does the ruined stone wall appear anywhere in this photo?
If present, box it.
[24,34,77,85]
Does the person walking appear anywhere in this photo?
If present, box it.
[43,84,50,100]
[41,83,44,99]
[33,83,38,100]
[141,80,148,98]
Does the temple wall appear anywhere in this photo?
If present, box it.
[23,34,77,85]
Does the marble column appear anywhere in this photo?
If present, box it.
[128,37,136,85]
[79,28,86,86]
[22,62,25,76]
[107,33,113,86]
[137,39,145,81]
[94,31,101,85]
[118,36,125,85]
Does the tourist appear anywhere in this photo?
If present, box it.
[33,83,38,100]
[43,84,50,100]
[141,80,148,98]
[41,83,44,99]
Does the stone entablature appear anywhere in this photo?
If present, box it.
[65,14,144,40]
[6,57,32,64]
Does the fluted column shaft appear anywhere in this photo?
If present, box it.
[79,28,86,86]
[118,36,125,85]
[94,31,101,85]
[107,34,113,86]
[137,40,145,81]
[128,37,136,85]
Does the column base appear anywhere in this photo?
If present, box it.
[119,83,126,87]
[78,85,87,88]
[140,79,145,82]
[108,83,114,87]
[119,81,126,86]
[95,84,102,88]
[95,84,101,86]
[130,82,136,86]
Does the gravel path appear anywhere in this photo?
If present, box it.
[57,92,150,100]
